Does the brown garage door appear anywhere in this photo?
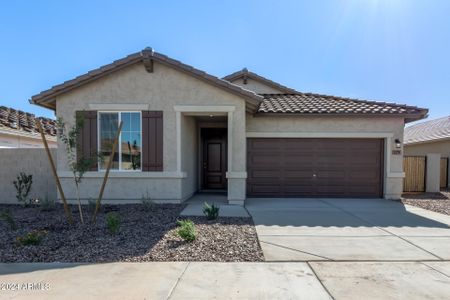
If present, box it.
[247,138,384,198]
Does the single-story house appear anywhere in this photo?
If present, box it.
[0,106,57,148]
[30,48,427,204]
[404,116,450,190]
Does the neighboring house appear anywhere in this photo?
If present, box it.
[404,116,450,190]
[30,48,427,204]
[0,106,57,148]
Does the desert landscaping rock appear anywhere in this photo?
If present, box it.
[0,204,263,263]
[402,190,450,216]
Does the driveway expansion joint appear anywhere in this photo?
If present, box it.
[166,262,190,300]
[318,199,444,261]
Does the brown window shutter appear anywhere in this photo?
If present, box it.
[142,111,163,171]
[76,110,98,171]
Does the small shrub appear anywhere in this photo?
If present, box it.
[203,202,220,220]
[106,212,121,234]
[141,192,154,211]
[0,209,17,230]
[88,198,97,212]
[39,196,56,211]
[13,172,33,206]
[176,219,196,242]
[16,230,47,246]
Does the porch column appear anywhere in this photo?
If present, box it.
[226,110,247,205]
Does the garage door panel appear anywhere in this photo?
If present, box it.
[247,138,383,198]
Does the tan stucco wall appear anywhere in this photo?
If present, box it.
[181,115,198,199]
[246,115,406,199]
[55,61,248,202]
[404,139,450,157]
[0,148,57,203]
[229,77,285,94]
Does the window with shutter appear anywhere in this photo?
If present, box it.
[142,111,163,171]
[76,110,98,171]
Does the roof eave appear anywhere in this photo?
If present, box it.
[30,49,263,112]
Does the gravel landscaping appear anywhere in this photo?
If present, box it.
[402,189,450,215]
[0,203,263,263]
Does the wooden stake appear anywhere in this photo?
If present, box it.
[92,121,123,223]
[37,121,73,224]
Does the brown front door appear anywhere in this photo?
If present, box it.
[202,128,227,189]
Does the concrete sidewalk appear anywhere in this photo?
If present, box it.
[1,262,450,299]
[246,198,450,261]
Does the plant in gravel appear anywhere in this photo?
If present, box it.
[176,219,197,242]
[106,212,121,234]
[203,202,220,220]
[141,191,154,211]
[0,209,17,230]
[13,172,33,207]
[16,230,47,246]
[57,115,101,224]
[39,195,56,211]
[88,198,97,213]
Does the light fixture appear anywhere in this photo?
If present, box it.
[209,114,214,118]
[394,139,401,149]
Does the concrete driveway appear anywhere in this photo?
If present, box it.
[246,198,450,261]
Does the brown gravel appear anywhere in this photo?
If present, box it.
[401,189,450,216]
[0,204,263,263]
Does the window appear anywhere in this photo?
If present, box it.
[98,112,142,171]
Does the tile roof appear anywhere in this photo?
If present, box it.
[30,48,263,113]
[0,106,57,138]
[258,93,427,121]
[223,68,300,94]
[404,115,450,144]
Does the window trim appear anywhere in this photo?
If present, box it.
[97,111,142,172]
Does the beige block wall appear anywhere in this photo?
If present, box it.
[246,114,406,199]
[0,132,57,148]
[55,61,248,202]
[0,148,57,203]
[404,140,450,157]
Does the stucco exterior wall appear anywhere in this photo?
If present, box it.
[246,114,406,199]
[404,139,450,157]
[55,61,248,202]
[0,148,57,203]
[229,77,285,94]
[181,115,198,199]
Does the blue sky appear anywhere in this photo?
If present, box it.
[1,0,449,121]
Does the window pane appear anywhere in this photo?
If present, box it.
[130,112,141,131]
[99,113,119,170]
[121,131,141,170]
[121,112,131,132]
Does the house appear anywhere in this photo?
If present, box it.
[404,116,450,191]
[30,48,427,204]
[0,106,57,148]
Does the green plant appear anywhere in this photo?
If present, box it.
[106,212,121,234]
[141,191,154,211]
[176,219,196,242]
[0,209,17,230]
[203,202,220,220]
[57,115,101,224]
[88,198,97,212]
[13,172,33,206]
[39,196,56,211]
[16,230,47,246]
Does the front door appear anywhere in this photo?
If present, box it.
[202,128,227,190]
